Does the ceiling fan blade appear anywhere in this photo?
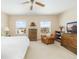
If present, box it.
[35,2,45,7]
[22,1,30,4]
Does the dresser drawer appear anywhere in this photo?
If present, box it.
[61,33,77,54]
[68,37,77,48]
[61,36,68,46]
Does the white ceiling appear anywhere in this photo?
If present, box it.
[1,0,77,15]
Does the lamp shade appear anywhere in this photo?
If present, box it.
[4,27,9,31]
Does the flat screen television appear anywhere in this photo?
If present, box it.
[66,21,77,33]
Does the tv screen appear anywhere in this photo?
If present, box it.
[67,21,77,33]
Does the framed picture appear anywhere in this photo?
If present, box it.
[66,21,77,33]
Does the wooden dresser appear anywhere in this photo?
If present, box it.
[29,29,37,41]
[61,33,77,54]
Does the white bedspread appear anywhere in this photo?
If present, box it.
[1,36,30,59]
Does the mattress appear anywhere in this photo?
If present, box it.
[1,36,30,59]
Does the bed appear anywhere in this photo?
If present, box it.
[1,36,30,59]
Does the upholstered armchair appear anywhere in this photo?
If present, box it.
[41,32,56,45]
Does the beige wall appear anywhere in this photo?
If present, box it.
[8,15,59,39]
[1,6,77,39]
[1,12,9,32]
[59,7,77,32]
[1,6,77,38]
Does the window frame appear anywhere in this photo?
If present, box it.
[15,20,27,35]
[40,21,52,34]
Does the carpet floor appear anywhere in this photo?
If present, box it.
[24,41,77,59]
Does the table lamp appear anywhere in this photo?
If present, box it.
[4,27,9,36]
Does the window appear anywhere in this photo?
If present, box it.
[16,20,27,35]
[16,21,27,28]
[40,21,51,34]
[40,21,51,28]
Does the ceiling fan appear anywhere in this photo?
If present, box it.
[22,0,45,10]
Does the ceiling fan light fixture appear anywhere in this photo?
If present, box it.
[22,0,45,10]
